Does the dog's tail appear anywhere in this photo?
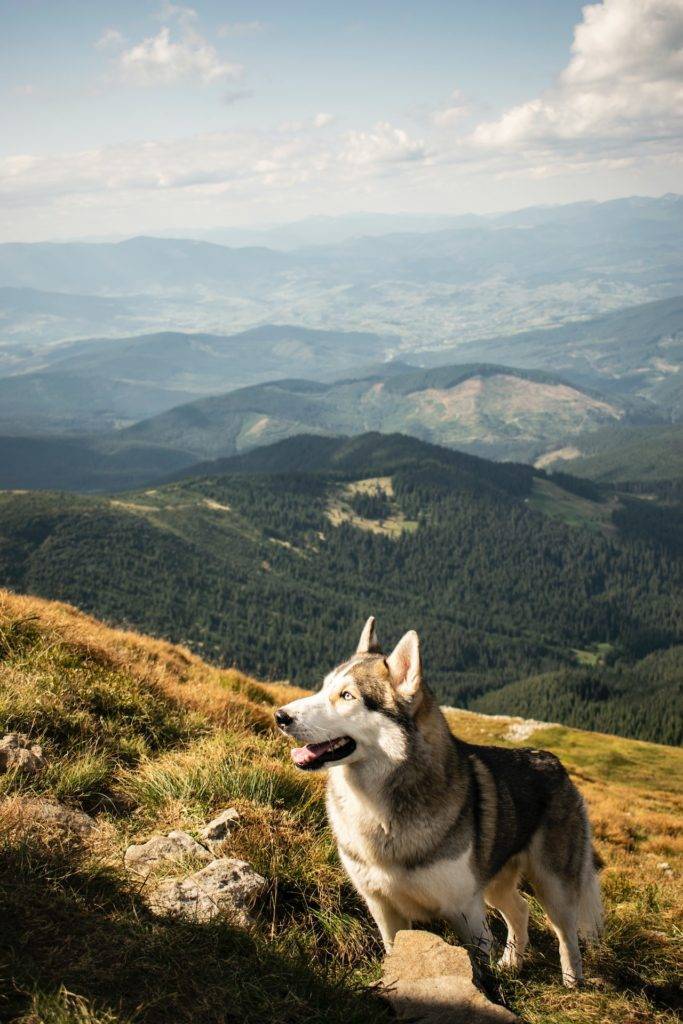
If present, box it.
[577,809,604,943]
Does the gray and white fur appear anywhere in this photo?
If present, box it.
[275,617,603,986]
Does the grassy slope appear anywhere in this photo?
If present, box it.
[0,591,681,1024]
[557,426,683,483]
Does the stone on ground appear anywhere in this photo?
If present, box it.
[0,733,44,773]
[382,930,518,1024]
[200,808,239,850]
[149,857,266,925]
[124,829,212,875]
[22,798,96,836]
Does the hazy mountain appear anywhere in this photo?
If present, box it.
[1,195,681,349]
[418,295,683,420]
[0,286,149,347]
[1,432,679,744]
[120,363,627,463]
[0,325,393,435]
[0,372,195,435]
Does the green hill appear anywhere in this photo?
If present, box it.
[424,295,683,420]
[121,362,627,464]
[0,433,680,744]
[0,590,681,1024]
[539,425,683,482]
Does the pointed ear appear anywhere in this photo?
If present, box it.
[387,630,422,700]
[357,615,381,654]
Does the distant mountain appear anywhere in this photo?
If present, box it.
[418,295,683,420]
[0,325,393,434]
[1,431,679,744]
[537,425,683,482]
[1,195,681,349]
[0,286,147,347]
[0,371,195,435]
[122,362,627,463]
[0,236,290,295]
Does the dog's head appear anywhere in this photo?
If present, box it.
[275,617,423,771]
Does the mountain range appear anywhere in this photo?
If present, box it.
[2,194,681,350]
[0,432,680,745]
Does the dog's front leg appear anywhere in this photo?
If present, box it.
[364,892,409,953]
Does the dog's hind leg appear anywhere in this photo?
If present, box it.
[532,872,583,987]
[364,893,409,953]
[485,859,529,971]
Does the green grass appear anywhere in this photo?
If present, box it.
[0,591,681,1024]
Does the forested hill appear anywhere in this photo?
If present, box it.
[0,433,680,744]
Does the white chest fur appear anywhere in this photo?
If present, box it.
[327,771,478,923]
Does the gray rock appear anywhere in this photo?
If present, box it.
[22,798,96,836]
[0,733,44,773]
[382,930,518,1024]
[149,857,266,925]
[124,829,212,875]
[200,808,239,850]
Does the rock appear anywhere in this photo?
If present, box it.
[382,930,518,1024]
[0,733,44,773]
[124,830,212,875]
[200,808,239,850]
[149,857,266,925]
[22,798,96,836]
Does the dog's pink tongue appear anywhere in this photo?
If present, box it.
[291,740,331,767]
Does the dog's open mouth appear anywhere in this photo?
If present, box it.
[291,736,356,770]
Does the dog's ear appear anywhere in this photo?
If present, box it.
[357,615,382,654]
[387,630,421,700]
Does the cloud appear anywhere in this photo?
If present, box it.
[217,21,265,37]
[432,90,470,128]
[116,9,242,86]
[313,112,334,129]
[95,27,125,51]
[343,122,427,165]
[471,0,683,151]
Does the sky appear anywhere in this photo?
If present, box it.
[1,0,682,241]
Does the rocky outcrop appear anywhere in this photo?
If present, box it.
[382,930,518,1024]
[0,733,44,773]
[124,830,212,875]
[149,858,266,925]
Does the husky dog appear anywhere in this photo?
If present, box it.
[275,617,603,986]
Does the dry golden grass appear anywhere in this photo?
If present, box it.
[0,589,680,1024]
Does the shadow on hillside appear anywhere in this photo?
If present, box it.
[0,837,390,1024]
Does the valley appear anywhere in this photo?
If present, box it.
[0,433,679,746]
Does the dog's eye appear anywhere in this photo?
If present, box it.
[341,690,355,701]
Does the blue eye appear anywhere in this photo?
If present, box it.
[341,691,355,701]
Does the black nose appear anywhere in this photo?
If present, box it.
[275,708,293,727]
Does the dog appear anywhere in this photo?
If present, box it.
[275,617,603,986]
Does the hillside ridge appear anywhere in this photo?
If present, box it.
[0,589,680,1024]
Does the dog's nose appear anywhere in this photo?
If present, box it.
[275,708,293,727]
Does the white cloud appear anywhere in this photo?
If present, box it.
[95,27,125,51]
[431,89,469,128]
[313,112,334,129]
[472,0,683,150]
[343,122,427,165]
[115,8,242,86]
[217,21,265,37]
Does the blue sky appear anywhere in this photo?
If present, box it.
[1,0,682,240]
